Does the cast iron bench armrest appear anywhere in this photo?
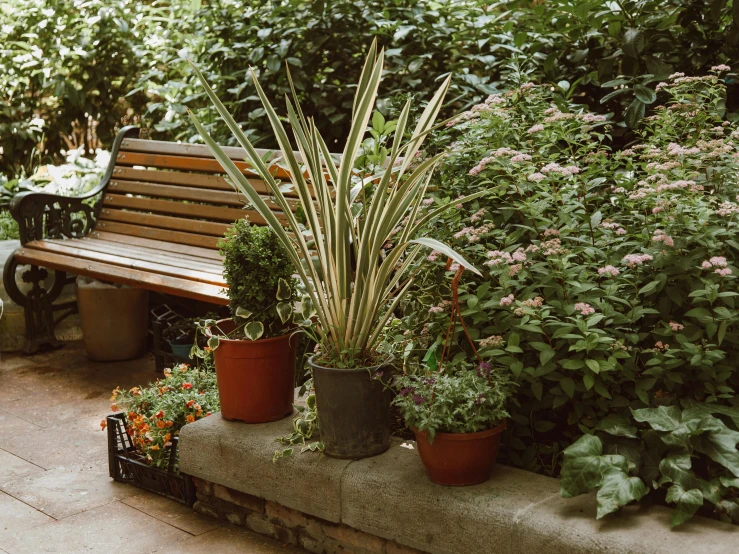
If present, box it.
[9,126,140,246]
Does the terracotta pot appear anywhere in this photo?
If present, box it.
[309,356,394,459]
[211,319,296,423]
[414,422,506,486]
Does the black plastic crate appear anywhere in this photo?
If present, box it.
[107,413,195,506]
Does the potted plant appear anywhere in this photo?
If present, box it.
[188,42,484,458]
[163,317,199,362]
[393,361,516,485]
[199,218,306,424]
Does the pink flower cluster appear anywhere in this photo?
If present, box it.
[669,321,684,332]
[652,230,674,247]
[468,148,530,176]
[656,180,694,193]
[453,222,495,243]
[527,124,545,134]
[479,335,504,348]
[540,162,580,176]
[528,172,546,182]
[598,265,620,277]
[514,296,544,316]
[654,341,669,351]
[716,202,739,217]
[600,221,627,235]
[711,64,731,72]
[427,250,441,262]
[666,143,700,156]
[470,208,487,222]
[623,253,654,267]
[574,302,595,316]
[484,248,527,266]
[500,294,515,307]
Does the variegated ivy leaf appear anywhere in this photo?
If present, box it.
[276,278,292,301]
[235,307,252,319]
[276,301,292,324]
[245,321,265,341]
[207,336,220,350]
[300,295,316,319]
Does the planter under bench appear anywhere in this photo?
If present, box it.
[179,412,737,554]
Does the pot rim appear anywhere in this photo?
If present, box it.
[308,354,394,373]
[207,318,298,345]
[414,421,506,441]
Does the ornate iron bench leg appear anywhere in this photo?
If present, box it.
[3,255,67,354]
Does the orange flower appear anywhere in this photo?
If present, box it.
[110,404,119,412]
[129,386,141,396]
[166,420,174,428]
[186,400,195,408]
[128,412,137,420]
[186,415,195,423]
[194,404,201,411]
[156,420,166,429]
[163,433,171,443]
[204,346,212,353]
[100,419,107,430]
[109,387,121,401]
[155,410,165,419]
[196,410,203,417]
[150,444,160,451]
[182,383,193,390]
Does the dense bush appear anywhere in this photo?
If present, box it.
[0,0,154,178]
[391,67,739,523]
[3,0,738,180]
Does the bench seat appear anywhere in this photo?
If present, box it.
[13,232,228,305]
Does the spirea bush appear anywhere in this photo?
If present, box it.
[393,66,739,524]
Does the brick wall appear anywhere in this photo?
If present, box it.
[192,478,426,554]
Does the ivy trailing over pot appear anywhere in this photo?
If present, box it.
[560,403,739,527]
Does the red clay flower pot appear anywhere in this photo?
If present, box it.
[414,422,506,486]
[211,319,296,423]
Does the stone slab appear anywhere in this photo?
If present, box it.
[152,524,306,554]
[0,449,45,485]
[0,491,52,538]
[180,415,739,554]
[179,413,351,523]
[0,501,189,554]
[122,491,222,536]
[0,464,139,519]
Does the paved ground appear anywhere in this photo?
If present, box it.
[0,341,303,554]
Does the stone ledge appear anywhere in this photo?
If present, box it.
[179,413,738,554]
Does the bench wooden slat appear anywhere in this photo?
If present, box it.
[99,209,231,237]
[28,240,226,286]
[101,193,269,224]
[50,238,225,273]
[110,180,245,206]
[13,246,228,305]
[88,231,223,260]
[120,137,281,163]
[94,221,221,249]
[116,151,292,180]
[109,180,299,213]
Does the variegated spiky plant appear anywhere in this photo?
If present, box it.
[189,42,485,368]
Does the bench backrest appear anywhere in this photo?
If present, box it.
[98,131,312,250]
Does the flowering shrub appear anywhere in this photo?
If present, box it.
[102,364,219,470]
[393,360,515,441]
[393,67,739,524]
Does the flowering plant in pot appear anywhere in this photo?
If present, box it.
[394,360,516,485]
[188,41,482,458]
[196,218,309,424]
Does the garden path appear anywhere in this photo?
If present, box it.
[0,342,303,554]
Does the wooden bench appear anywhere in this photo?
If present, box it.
[2,126,312,353]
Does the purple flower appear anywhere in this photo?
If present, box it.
[412,394,427,406]
[477,362,492,378]
[399,387,414,397]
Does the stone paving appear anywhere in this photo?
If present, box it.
[0,341,303,554]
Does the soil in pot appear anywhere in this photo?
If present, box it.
[212,319,296,423]
[309,356,394,459]
[414,422,506,486]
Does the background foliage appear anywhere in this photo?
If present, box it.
[2,0,738,183]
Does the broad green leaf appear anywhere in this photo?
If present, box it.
[692,423,739,477]
[276,278,292,301]
[633,84,657,104]
[560,377,575,398]
[560,434,627,497]
[595,414,638,438]
[631,405,682,432]
[276,302,292,324]
[596,468,648,519]
[624,98,646,128]
[665,484,703,527]
[245,321,265,341]
[622,28,645,57]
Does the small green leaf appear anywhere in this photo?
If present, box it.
[560,377,576,398]
[235,307,252,319]
[595,414,638,438]
[276,278,292,301]
[207,336,220,350]
[276,301,292,324]
[665,484,703,527]
[245,321,265,341]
